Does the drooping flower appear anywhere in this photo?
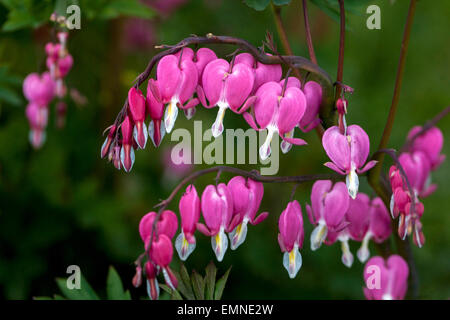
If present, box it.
[306,180,350,251]
[227,176,268,250]
[139,210,178,249]
[234,52,282,93]
[120,115,135,172]
[363,255,409,300]
[150,54,199,133]
[144,261,159,300]
[243,77,307,160]
[175,185,201,261]
[298,81,322,132]
[322,125,378,199]
[174,47,217,119]
[128,87,148,149]
[399,151,434,198]
[25,102,48,149]
[278,200,304,279]
[150,234,178,290]
[146,79,165,147]
[199,58,255,138]
[23,72,55,107]
[407,126,445,170]
[101,125,117,159]
[196,183,240,261]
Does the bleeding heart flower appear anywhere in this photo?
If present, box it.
[197,183,240,261]
[25,102,48,149]
[175,185,201,261]
[363,255,409,300]
[298,81,322,132]
[144,261,159,300]
[407,126,445,170]
[243,78,307,160]
[306,180,350,251]
[139,210,178,249]
[150,54,199,133]
[56,54,73,78]
[399,151,434,197]
[128,87,148,149]
[101,125,117,158]
[146,79,166,147]
[23,72,55,107]
[227,176,268,250]
[278,200,304,279]
[199,58,255,138]
[120,115,135,172]
[322,125,378,199]
[234,52,282,93]
[149,234,178,290]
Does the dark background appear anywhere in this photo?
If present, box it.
[0,0,449,299]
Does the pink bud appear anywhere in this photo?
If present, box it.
[278,200,304,278]
[363,255,409,300]
[120,116,135,172]
[322,125,378,199]
[25,102,48,149]
[146,79,165,147]
[408,126,445,170]
[128,87,148,149]
[45,42,61,61]
[23,72,55,107]
[101,125,117,159]
[57,54,73,78]
[132,265,143,288]
[144,261,159,300]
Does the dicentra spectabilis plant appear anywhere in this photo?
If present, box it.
[22,13,78,149]
[101,0,448,300]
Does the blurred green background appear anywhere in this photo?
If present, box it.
[0,0,449,299]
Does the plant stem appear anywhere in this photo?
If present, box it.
[302,0,317,65]
[335,0,346,101]
[369,0,417,186]
[271,4,302,79]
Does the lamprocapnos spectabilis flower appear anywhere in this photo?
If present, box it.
[322,125,378,199]
[139,210,178,249]
[407,126,445,170]
[363,255,409,300]
[298,81,322,133]
[196,183,240,262]
[278,200,304,279]
[144,261,159,300]
[399,151,434,198]
[101,125,117,159]
[150,234,178,290]
[25,102,48,149]
[346,194,392,263]
[149,53,199,134]
[306,180,350,251]
[174,47,217,119]
[227,176,268,250]
[146,80,165,147]
[128,87,148,149]
[23,72,55,107]
[120,115,136,172]
[175,185,201,261]
[243,77,307,160]
[199,58,256,138]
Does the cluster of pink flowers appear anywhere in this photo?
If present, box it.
[389,126,445,248]
[23,30,73,149]
[101,47,323,170]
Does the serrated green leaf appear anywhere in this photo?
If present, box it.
[159,284,183,300]
[56,274,99,300]
[214,267,232,300]
[243,0,270,11]
[176,264,195,300]
[205,261,217,300]
[106,266,129,300]
[191,270,205,300]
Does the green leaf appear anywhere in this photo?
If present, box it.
[56,274,99,300]
[106,266,130,300]
[243,0,270,11]
[214,267,232,300]
[191,270,205,300]
[159,284,183,300]
[0,86,22,106]
[204,261,217,300]
[100,0,155,20]
[2,10,36,31]
[273,0,292,6]
[33,296,53,300]
[176,264,195,300]
[311,0,371,26]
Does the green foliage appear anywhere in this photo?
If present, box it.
[0,0,154,32]
[243,0,292,11]
[310,0,372,24]
[159,262,232,300]
[34,266,131,300]
[0,66,22,107]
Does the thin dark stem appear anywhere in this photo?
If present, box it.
[302,0,317,65]
[335,0,346,101]
[271,4,302,79]
[369,0,417,185]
